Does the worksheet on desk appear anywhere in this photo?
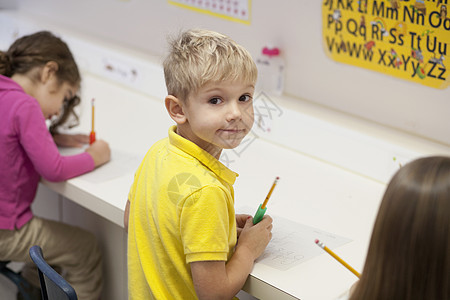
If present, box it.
[239,207,351,271]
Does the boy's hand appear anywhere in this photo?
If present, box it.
[236,214,251,238]
[85,140,111,167]
[236,215,273,261]
[53,133,89,148]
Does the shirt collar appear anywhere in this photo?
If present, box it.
[168,125,238,185]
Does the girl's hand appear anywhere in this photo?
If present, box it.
[236,214,251,238]
[85,140,111,167]
[53,133,89,148]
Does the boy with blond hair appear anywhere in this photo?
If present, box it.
[125,29,273,299]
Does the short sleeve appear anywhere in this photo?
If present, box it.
[180,185,232,263]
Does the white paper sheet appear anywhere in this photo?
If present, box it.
[238,207,351,271]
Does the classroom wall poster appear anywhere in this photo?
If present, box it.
[323,0,450,89]
[168,0,251,25]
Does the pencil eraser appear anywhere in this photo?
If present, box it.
[276,176,280,180]
[89,132,96,145]
[315,239,319,244]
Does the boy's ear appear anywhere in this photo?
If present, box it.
[165,95,187,124]
[40,61,59,84]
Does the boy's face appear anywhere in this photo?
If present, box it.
[179,79,254,158]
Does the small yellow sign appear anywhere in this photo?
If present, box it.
[322,0,450,89]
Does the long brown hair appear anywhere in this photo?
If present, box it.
[350,156,450,300]
[0,31,81,134]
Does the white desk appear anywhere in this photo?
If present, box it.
[38,74,389,300]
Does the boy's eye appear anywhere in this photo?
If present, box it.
[239,94,252,102]
[209,97,222,105]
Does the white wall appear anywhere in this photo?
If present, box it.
[8,0,450,146]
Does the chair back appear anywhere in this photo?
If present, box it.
[29,245,77,300]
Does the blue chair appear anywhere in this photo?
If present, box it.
[0,260,36,300]
[29,246,77,300]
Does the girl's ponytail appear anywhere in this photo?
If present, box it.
[0,51,13,77]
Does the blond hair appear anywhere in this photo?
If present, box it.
[163,29,257,100]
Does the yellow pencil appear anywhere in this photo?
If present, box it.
[253,176,279,224]
[315,239,361,278]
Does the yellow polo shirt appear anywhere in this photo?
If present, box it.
[128,126,238,300]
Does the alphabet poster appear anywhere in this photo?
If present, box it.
[168,0,251,24]
[323,0,450,89]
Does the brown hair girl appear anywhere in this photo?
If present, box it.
[350,156,450,300]
[0,31,81,134]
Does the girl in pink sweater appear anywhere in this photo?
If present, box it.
[0,31,110,300]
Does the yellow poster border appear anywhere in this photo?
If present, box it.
[168,0,252,25]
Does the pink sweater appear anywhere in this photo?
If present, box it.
[0,75,95,230]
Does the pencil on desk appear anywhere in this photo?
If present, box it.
[315,239,361,278]
[89,98,96,145]
[253,176,279,224]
